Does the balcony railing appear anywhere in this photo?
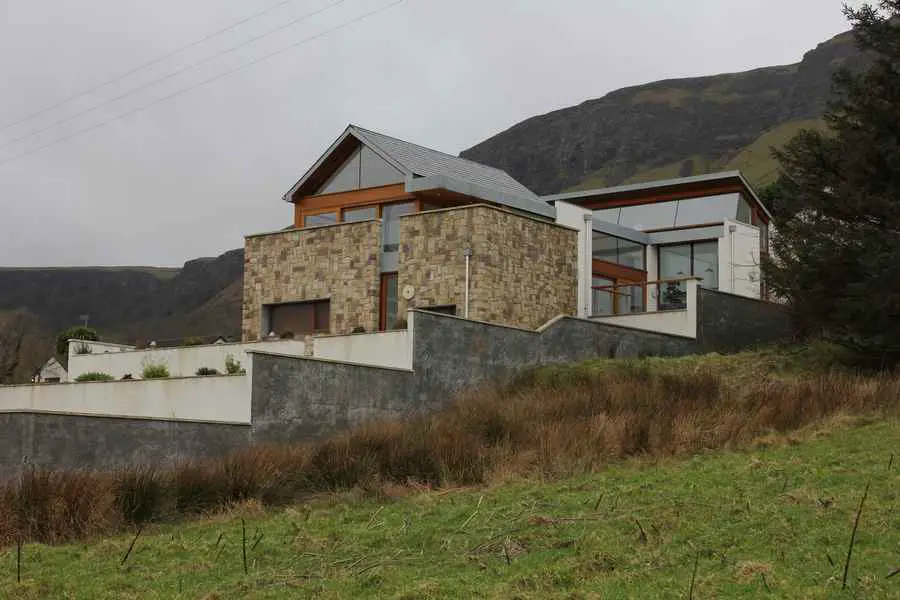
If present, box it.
[591,278,691,317]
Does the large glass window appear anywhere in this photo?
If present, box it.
[317,146,404,194]
[592,232,646,270]
[593,193,752,231]
[303,212,338,227]
[591,276,614,316]
[381,202,415,272]
[659,241,719,290]
[618,202,678,230]
[342,206,377,223]
[318,150,361,195]
[266,300,330,336]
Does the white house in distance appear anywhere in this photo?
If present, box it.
[32,357,67,383]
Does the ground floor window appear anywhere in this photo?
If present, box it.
[265,300,330,337]
[658,241,718,289]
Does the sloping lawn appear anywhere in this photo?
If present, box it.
[3,418,897,599]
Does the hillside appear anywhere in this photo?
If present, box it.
[1,344,897,598]
[460,31,864,193]
[0,250,244,379]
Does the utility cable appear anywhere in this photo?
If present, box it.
[0,0,348,152]
[0,0,405,169]
[0,0,306,132]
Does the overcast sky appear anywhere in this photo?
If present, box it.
[0,0,861,267]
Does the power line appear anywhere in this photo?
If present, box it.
[0,0,348,153]
[0,0,405,169]
[0,0,305,132]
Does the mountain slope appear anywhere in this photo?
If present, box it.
[461,31,862,193]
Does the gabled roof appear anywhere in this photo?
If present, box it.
[283,125,539,202]
[543,170,774,221]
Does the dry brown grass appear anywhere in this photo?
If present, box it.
[0,363,897,547]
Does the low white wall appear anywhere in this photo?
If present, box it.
[590,279,698,338]
[68,339,306,380]
[313,330,412,369]
[0,375,250,424]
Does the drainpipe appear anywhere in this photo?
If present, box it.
[463,247,472,319]
[583,212,593,318]
[728,224,737,293]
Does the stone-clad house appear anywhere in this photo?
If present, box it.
[241,125,773,341]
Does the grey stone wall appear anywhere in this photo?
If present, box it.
[0,413,249,482]
[697,289,793,353]
[250,310,697,442]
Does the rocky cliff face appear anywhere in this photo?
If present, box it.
[460,31,863,194]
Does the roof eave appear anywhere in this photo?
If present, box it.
[405,174,556,219]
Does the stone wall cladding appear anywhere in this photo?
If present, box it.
[242,221,381,340]
[0,413,249,482]
[399,205,578,329]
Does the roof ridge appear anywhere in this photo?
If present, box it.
[348,124,534,192]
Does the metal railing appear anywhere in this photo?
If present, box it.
[591,278,691,317]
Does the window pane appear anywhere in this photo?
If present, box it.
[318,149,360,194]
[591,276,614,316]
[384,275,399,328]
[343,206,377,223]
[592,232,618,263]
[618,201,678,230]
[693,241,719,289]
[736,196,752,224]
[673,194,739,227]
[593,207,621,225]
[659,244,692,279]
[618,240,645,270]
[304,212,337,228]
[360,146,404,188]
[382,202,415,272]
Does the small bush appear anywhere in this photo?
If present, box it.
[225,355,245,375]
[279,331,295,340]
[74,342,93,355]
[142,363,169,379]
[195,367,220,376]
[351,326,367,334]
[74,372,114,382]
[183,336,204,346]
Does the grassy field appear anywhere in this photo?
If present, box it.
[2,418,897,599]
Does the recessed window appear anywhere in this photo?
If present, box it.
[266,300,330,336]
[303,212,338,228]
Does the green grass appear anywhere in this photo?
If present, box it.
[3,419,897,599]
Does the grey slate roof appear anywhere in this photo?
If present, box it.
[349,125,539,200]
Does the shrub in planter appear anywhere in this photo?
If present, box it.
[351,326,366,334]
[74,372,114,382]
[225,355,246,375]
[141,363,169,379]
[183,336,204,346]
[195,367,219,376]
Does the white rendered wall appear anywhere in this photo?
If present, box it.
[554,201,594,318]
[313,330,412,369]
[0,375,250,424]
[590,278,699,338]
[718,219,762,299]
[68,339,306,380]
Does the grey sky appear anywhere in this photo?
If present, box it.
[0,0,860,267]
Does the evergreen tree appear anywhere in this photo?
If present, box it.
[765,1,900,355]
